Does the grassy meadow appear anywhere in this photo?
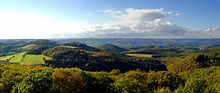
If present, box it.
[0,55,14,61]
[127,54,152,58]
[0,52,52,65]
[22,54,52,65]
[10,52,26,62]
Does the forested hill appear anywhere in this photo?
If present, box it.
[0,38,220,51]
[54,38,220,49]
[0,39,220,92]
[96,44,127,53]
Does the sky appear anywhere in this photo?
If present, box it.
[0,0,220,39]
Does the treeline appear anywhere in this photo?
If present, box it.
[161,47,220,73]
[0,64,220,93]
[0,39,57,55]
[1,39,220,92]
[126,48,182,57]
[43,46,166,72]
[63,42,99,51]
[24,40,57,54]
[35,40,220,73]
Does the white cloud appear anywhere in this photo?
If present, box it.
[0,9,220,39]
[175,11,181,16]
[202,26,220,37]
[65,8,189,38]
[97,9,124,17]
[205,26,220,32]
[67,8,219,38]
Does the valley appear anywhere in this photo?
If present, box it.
[0,39,220,92]
[0,0,219,92]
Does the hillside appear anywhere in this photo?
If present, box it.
[0,0,219,92]
[0,39,220,92]
[62,42,99,51]
[96,44,127,53]
[54,38,220,49]
[21,39,58,54]
[42,45,165,72]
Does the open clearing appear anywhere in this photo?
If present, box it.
[59,45,78,49]
[21,44,39,50]
[22,54,52,65]
[10,52,26,63]
[127,54,152,58]
[0,52,52,65]
[0,55,14,61]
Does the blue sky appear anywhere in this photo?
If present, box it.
[0,0,220,38]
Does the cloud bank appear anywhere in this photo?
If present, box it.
[58,8,220,38]
[0,8,219,39]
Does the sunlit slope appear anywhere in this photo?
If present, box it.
[10,52,26,62]
[0,52,52,65]
[0,52,26,62]
[127,54,152,58]
[22,54,52,65]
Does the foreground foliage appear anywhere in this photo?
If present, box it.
[1,39,220,93]
[0,64,220,93]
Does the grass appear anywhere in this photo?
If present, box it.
[127,54,152,58]
[9,52,26,63]
[22,54,52,65]
[0,52,52,65]
[59,45,78,49]
[21,44,39,50]
[0,55,14,61]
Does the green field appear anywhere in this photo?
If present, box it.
[10,52,26,63]
[0,52,52,65]
[0,55,14,61]
[60,45,78,49]
[127,54,152,58]
[22,54,52,65]
[21,44,39,50]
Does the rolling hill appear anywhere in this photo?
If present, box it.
[62,42,99,51]
[20,39,58,54]
[96,44,127,53]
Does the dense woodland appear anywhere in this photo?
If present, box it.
[0,39,220,93]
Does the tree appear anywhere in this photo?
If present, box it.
[52,69,84,93]
[113,71,149,93]
[12,70,53,93]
